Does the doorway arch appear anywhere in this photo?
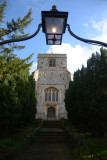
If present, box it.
[47,107,56,119]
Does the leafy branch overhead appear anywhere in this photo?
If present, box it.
[0,1,33,45]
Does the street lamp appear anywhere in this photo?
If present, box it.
[0,5,107,47]
[42,5,68,45]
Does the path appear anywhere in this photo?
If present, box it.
[16,143,76,160]
[2,120,79,160]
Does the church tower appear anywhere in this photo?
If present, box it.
[33,53,71,119]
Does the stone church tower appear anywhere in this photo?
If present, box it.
[33,53,71,120]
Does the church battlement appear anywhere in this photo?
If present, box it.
[37,54,67,69]
[38,54,67,58]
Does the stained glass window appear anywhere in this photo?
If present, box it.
[45,87,59,103]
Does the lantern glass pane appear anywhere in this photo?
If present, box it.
[55,40,61,45]
[47,35,54,39]
[45,17,64,34]
[55,35,61,40]
[48,40,53,44]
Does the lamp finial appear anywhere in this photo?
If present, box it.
[51,5,58,11]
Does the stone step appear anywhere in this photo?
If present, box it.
[35,134,67,138]
[34,136,72,143]
[35,137,67,139]
[35,133,67,138]
[42,125,62,128]
[36,129,66,133]
[34,139,67,143]
[35,136,67,140]
[35,120,68,143]
[36,133,67,137]
[41,120,63,128]
[34,130,72,143]
[34,135,69,142]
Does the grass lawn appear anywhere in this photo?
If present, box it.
[0,123,38,156]
[73,133,107,160]
[67,121,107,160]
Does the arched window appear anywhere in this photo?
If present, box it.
[45,87,59,103]
[49,59,55,67]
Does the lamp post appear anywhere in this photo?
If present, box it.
[0,5,107,47]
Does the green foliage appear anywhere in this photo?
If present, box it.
[0,124,37,152]
[65,48,107,136]
[0,138,21,150]
[74,134,107,160]
[0,1,36,130]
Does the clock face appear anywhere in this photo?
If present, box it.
[40,72,46,78]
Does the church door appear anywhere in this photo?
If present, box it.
[47,107,56,119]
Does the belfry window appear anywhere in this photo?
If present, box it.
[49,59,55,67]
[45,87,59,102]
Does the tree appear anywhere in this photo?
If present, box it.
[65,48,107,136]
[0,1,36,130]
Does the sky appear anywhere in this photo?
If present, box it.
[2,0,107,74]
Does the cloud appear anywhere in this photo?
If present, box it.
[91,17,107,42]
[47,18,107,74]
[29,62,37,74]
[91,18,107,32]
[83,23,88,27]
[47,43,97,74]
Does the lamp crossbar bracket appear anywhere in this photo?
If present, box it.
[66,24,107,48]
[0,23,42,46]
